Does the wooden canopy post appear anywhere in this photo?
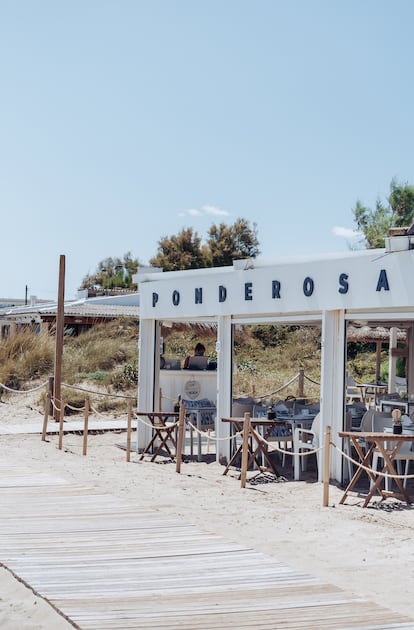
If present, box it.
[53,255,65,422]
[375,340,382,384]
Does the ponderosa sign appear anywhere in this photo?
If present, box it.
[151,269,391,308]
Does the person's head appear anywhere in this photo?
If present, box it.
[194,343,205,356]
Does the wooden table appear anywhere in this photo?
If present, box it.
[222,417,284,478]
[338,430,414,507]
[138,412,179,462]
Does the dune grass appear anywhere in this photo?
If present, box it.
[0,318,381,408]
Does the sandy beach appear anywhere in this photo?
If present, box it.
[1,390,414,628]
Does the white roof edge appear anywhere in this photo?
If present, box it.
[136,249,388,282]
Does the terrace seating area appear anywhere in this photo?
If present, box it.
[230,396,321,478]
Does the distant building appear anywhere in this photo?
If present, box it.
[0,291,140,339]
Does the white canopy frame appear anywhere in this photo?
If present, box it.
[137,242,414,482]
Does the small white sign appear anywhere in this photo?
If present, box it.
[184,380,201,400]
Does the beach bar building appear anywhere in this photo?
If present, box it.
[137,234,414,483]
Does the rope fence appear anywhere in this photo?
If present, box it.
[233,368,320,402]
[61,382,136,399]
[44,396,414,489]
[0,380,49,394]
[3,374,413,507]
[304,374,321,386]
[1,367,318,406]
[250,372,301,401]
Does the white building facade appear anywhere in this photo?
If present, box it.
[137,240,414,482]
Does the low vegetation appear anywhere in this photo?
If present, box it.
[0,319,387,410]
[0,319,139,413]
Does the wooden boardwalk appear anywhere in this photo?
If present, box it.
[0,461,413,629]
[0,419,129,435]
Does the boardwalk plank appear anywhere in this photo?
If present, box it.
[0,460,412,629]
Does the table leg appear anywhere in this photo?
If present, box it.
[223,443,243,475]
[249,427,280,477]
[140,426,178,462]
[139,430,159,460]
[339,441,378,504]
[366,441,412,506]
[223,422,244,475]
[150,427,177,462]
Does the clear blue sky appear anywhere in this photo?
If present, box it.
[1,0,413,300]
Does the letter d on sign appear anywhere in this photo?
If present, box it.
[219,285,227,303]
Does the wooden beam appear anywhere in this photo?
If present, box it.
[391,348,408,357]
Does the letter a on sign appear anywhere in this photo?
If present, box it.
[376,269,390,292]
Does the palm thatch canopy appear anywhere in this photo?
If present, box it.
[347,325,407,343]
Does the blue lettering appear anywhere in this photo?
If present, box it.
[376,269,390,292]
[244,282,253,301]
[172,290,180,306]
[219,285,227,303]
[303,277,314,297]
[272,280,281,299]
[338,273,349,294]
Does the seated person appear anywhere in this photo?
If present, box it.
[184,343,207,369]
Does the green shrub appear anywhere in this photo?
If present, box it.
[111,362,138,390]
[237,358,257,375]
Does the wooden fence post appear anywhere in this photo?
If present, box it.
[83,396,90,456]
[175,403,185,473]
[323,425,331,507]
[48,377,54,416]
[41,392,50,441]
[158,387,162,411]
[240,412,251,489]
[126,399,132,462]
[58,400,65,450]
[298,367,305,399]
